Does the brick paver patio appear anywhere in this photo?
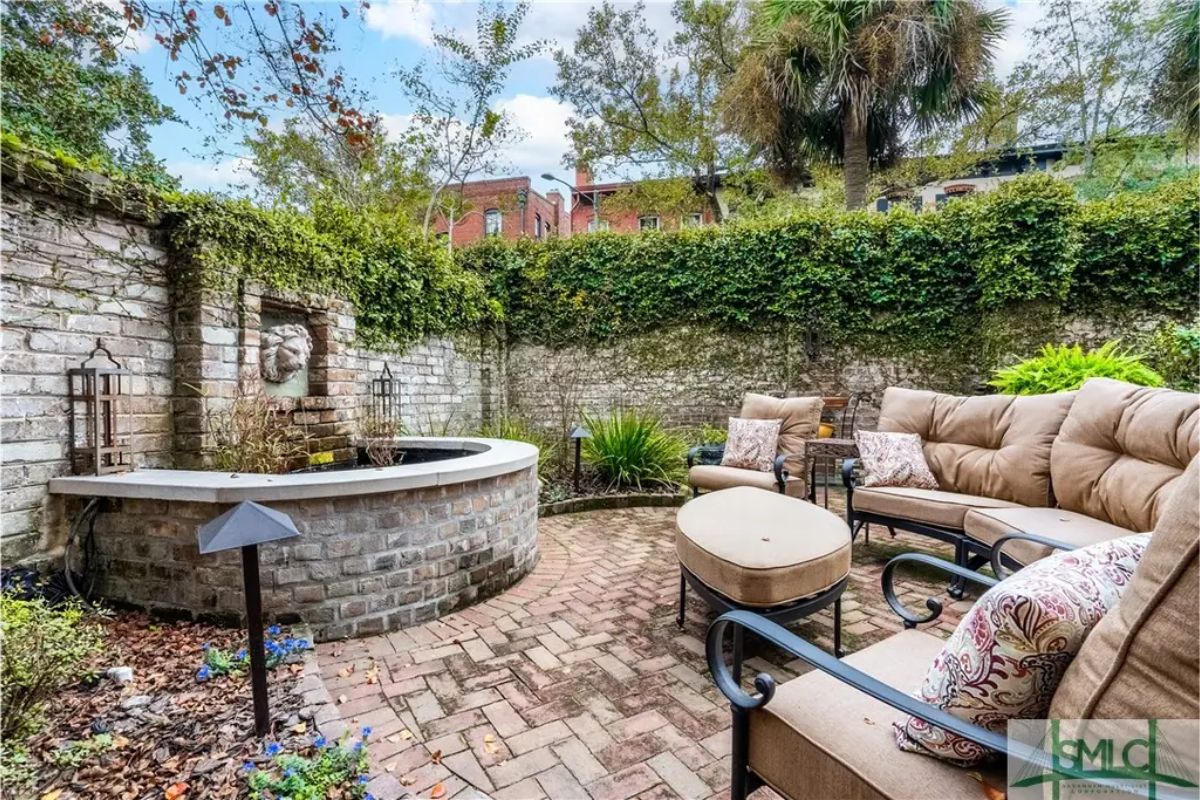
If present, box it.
[315,492,971,800]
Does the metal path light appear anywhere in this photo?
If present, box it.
[568,423,591,493]
[197,501,300,737]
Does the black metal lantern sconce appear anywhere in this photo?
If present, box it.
[370,363,402,430]
[568,423,591,493]
[68,339,133,476]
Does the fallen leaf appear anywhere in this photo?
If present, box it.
[484,741,499,755]
[290,664,303,675]
[430,749,442,765]
[430,783,446,799]
[862,717,875,726]
[291,723,306,734]
[337,694,347,704]
[385,762,397,773]
[113,735,130,748]
[482,733,495,743]
[165,782,189,799]
[399,730,412,740]
[338,667,353,679]
[982,786,1005,800]
[386,734,401,744]
[40,791,63,800]
[400,776,416,786]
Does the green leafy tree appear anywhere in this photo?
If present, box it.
[0,0,176,183]
[1008,0,1162,175]
[399,2,543,236]
[552,0,749,221]
[726,0,1007,209]
[1152,0,1200,142]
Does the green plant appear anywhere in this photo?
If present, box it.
[246,729,369,800]
[47,734,114,768]
[478,415,561,477]
[0,595,105,741]
[1145,321,1200,392]
[989,341,1165,395]
[197,626,311,681]
[581,409,686,490]
[685,422,729,446]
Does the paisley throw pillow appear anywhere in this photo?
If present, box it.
[721,417,781,472]
[854,430,939,489]
[895,534,1150,765]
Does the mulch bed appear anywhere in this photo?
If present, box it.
[25,612,306,800]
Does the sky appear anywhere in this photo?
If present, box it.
[130,0,1048,199]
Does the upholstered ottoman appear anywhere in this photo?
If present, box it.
[676,486,852,657]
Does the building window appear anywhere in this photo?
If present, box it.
[639,215,660,231]
[587,218,610,233]
[534,213,543,239]
[484,208,502,237]
[682,213,702,228]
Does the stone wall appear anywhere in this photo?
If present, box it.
[88,465,539,641]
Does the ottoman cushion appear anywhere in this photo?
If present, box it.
[676,486,851,607]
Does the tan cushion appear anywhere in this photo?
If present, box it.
[878,387,1075,507]
[741,392,823,471]
[689,464,808,498]
[964,506,1135,566]
[749,629,1007,800]
[853,486,1021,530]
[676,486,850,606]
[1050,378,1200,531]
[1050,457,1200,720]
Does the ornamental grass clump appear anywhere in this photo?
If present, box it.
[0,595,104,741]
[581,410,686,491]
[989,341,1164,395]
[478,415,561,477]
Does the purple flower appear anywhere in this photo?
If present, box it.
[313,734,327,748]
[196,665,211,682]
[358,775,369,784]
[267,624,282,636]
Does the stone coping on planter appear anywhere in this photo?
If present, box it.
[48,437,538,504]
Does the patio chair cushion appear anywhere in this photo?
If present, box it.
[740,393,823,472]
[877,387,1075,507]
[688,464,809,498]
[748,629,1007,800]
[896,534,1148,765]
[722,417,782,471]
[963,506,1135,566]
[851,486,1021,530]
[675,487,850,606]
[1050,457,1200,721]
[854,431,938,489]
[1049,377,1199,531]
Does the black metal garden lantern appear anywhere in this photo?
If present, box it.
[67,339,133,476]
[568,423,591,493]
[197,501,301,737]
[370,363,401,430]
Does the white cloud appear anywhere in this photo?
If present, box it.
[493,94,573,186]
[364,0,439,45]
[166,156,255,194]
[988,0,1047,80]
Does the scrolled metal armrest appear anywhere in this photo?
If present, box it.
[842,457,859,490]
[772,453,791,492]
[989,531,1076,580]
[882,554,998,627]
[687,444,724,469]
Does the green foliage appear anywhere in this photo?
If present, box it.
[246,732,369,800]
[0,595,105,741]
[47,734,114,768]
[0,0,176,186]
[581,410,686,490]
[462,173,1174,353]
[1145,321,1200,392]
[197,627,311,681]
[989,341,1164,395]
[165,195,498,348]
[0,742,35,794]
[478,416,562,477]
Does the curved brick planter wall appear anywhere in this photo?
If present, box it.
[88,464,538,641]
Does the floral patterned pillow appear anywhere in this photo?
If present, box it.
[895,534,1150,766]
[721,417,782,472]
[854,430,939,489]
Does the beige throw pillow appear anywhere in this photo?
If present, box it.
[722,417,782,472]
[855,430,939,489]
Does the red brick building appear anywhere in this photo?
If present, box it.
[433,177,564,249]
[567,165,716,234]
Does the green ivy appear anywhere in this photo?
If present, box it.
[459,175,1197,353]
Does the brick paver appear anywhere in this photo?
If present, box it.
[316,492,966,799]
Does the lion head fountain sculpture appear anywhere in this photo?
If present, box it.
[260,323,313,384]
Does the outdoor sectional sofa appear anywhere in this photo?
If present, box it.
[844,377,1200,580]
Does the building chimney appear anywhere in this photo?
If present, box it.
[546,190,564,237]
[574,163,592,187]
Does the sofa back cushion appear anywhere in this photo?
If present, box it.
[877,387,1075,507]
[740,393,823,471]
[1050,457,1199,721]
[1050,378,1200,531]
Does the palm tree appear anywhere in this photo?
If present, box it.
[1152,0,1199,142]
[726,0,1007,209]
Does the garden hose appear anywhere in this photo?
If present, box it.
[63,497,101,610]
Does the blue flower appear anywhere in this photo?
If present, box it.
[366,794,376,800]
[201,642,210,650]
[360,726,372,738]
[313,734,327,749]
[236,648,247,660]
[243,762,255,772]
[265,742,282,757]
[267,624,282,636]
[296,639,311,649]
[283,767,296,778]
[352,740,363,752]
[358,775,369,784]
[196,665,211,682]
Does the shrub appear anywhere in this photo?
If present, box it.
[1145,321,1200,392]
[0,595,104,741]
[478,415,561,477]
[989,341,1164,395]
[581,410,686,490]
[246,729,370,800]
